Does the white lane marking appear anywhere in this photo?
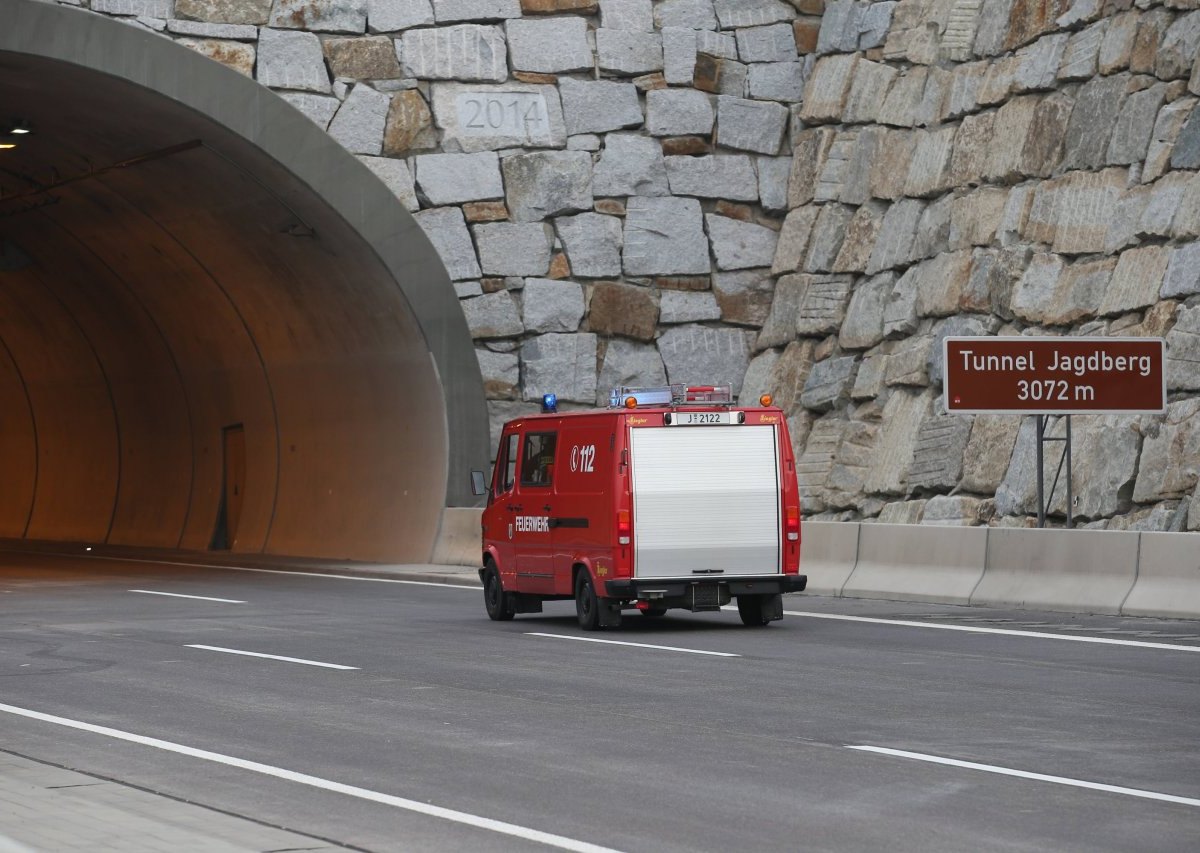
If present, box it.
[0,703,621,853]
[781,610,1200,653]
[848,745,1200,809]
[525,632,739,658]
[130,590,246,604]
[184,645,359,670]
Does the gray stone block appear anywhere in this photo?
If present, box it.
[839,272,894,351]
[658,325,752,394]
[414,206,481,280]
[864,389,933,496]
[503,151,594,222]
[801,53,858,123]
[907,409,971,493]
[1101,246,1170,317]
[506,16,593,73]
[269,0,366,32]
[756,273,803,350]
[961,415,1020,494]
[474,221,553,276]
[1163,242,1200,299]
[522,278,585,333]
[660,290,721,323]
[1057,19,1106,81]
[476,347,519,399]
[358,154,418,210]
[1108,83,1166,166]
[1156,10,1200,81]
[816,0,864,54]
[757,156,791,213]
[706,215,779,271]
[713,269,774,327]
[257,28,330,93]
[432,0,520,23]
[1171,103,1200,170]
[559,78,644,135]
[859,1,896,50]
[655,0,717,30]
[596,339,668,405]
[1013,32,1069,93]
[601,0,654,31]
[624,197,711,275]
[736,22,797,63]
[461,290,524,338]
[747,61,806,103]
[523,333,598,403]
[280,92,341,129]
[646,88,715,136]
[805,204,854,273]
[400,23,508,80]
[844,60,897,124]
[795,275,854,337]
[713,0,794,29]
[716,96,788,155]
[555,212,624,278]
[866,198,924,275]
[328,84,390,155]
[1133,399,1200,504]
[592,133,669,197]
[801,357,857,413]
[415,151,502,204]
[665,155,758,201]
[1167,305,1200,392]
[367,0,434,32]
[1062,73,1128,170]
[430,82,566,152]
[597,29,664,75]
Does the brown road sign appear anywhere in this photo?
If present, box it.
[943,336,1166,414]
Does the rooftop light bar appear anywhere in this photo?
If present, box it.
[608,384,733,408]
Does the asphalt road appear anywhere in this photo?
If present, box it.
[2,551,1199,852]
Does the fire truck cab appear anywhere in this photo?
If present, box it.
[475,384,806,629]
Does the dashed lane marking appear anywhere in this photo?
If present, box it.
[184,645,359,670]
[129,590,245,604]
[525,632,740,658]
[0,702,623,853]
[848,745,1200,809]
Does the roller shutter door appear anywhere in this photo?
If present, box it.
[629,425,780,579]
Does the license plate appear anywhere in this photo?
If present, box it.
[670,411,732,426]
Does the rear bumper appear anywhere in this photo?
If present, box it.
[605,574,807,599]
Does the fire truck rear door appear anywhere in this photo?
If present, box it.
[629,424,780,579]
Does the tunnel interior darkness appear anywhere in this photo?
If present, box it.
[0,4,488,562]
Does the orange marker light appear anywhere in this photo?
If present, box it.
[760,394,774,407]
[624,396,637,408]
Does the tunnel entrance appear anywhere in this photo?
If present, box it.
[0,1,488,563]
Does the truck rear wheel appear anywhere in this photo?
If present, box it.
[575,571,601,630]
[483,563,514,622]
[737,594,773,627]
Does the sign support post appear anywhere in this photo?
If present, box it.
[1035,415,1073,530]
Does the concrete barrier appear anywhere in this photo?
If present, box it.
[430,507,483,567]
[800,521,860,595]
[972,527,1139,614]
[1120,532,1200,619]
[841,523,988,604]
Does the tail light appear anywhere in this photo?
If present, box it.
[785,506,799,542]
[617,510,631,545]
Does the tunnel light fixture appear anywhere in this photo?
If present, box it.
[0,143,15,150]
[5,119,32,136]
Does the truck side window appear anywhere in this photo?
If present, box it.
[500,433,519,495]
[520,432,557,487]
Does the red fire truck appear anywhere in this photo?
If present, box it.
[473,384,806,629]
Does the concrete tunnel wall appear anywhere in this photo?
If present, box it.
[0,0,490,562]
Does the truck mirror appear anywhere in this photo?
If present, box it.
[470,470,487,496]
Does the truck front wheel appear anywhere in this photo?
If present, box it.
[484,563,514,621]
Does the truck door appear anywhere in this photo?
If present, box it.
[552,423,611,595]
[489,430,521,588]
[514,430,557,594]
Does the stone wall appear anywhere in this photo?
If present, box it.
[64,0,1200,531]
[775,0,1200,532]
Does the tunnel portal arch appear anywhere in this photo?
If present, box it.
[0,0,489,562]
